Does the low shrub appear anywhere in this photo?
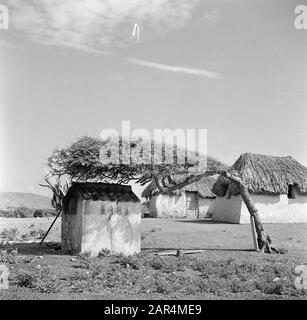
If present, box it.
[97,249,112,257]
[16,271,37,288]
[16,267,60,294]
[0,228,21,241]
[28,229,45,239]
[0,207,57,218]
[0,250,17,264]
[113,253,142,270]
[143,255,185,273]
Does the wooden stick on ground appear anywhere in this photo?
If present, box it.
[156,249,208,256]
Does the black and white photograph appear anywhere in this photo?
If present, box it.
[0,0,306,306]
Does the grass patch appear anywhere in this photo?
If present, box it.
[15,266,60,294]
[1,249,306,298]
[62,253,306,297]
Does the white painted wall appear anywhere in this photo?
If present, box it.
[199,198,215,218]
[212,188,307,224]
[150,194,186,218]
[149,193,215,219]
[62,196,141,256]
[81,199,141,256]
[212,195,243,223]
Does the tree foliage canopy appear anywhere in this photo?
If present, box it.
[47,136,227,188]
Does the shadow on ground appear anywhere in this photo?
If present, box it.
[142,247,254,253]
[2,242,62,255]
[2,241,255,256]
[175,219,230,224]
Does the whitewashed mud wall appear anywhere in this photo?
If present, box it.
[149,194,186,218]
[149,194,215,219]
[198,198,215,218]
[212,195,243,223]
[212,188,307,224]
[62,197,141,256]
[81,200,141,256]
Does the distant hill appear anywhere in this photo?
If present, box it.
[0,192,53,210]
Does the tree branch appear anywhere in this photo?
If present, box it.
[153,174,164,193]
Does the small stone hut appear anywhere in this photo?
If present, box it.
[61,182,141,256]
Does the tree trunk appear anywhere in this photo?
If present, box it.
[238,184,273,253]
[224,172,280,253]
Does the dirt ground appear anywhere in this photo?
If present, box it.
[0,217,306,300]
[0,217,306,257]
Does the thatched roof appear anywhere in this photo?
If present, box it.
[212,153,307,196]
[142,175,218,199]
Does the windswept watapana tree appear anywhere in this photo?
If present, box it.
[46,135,283,253]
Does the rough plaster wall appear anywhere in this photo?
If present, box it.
[208,199,216,215]
[240,191,307,223]
[211,196,242,223]
[149,194,215,219]
[149,197,158,217]
[150,194,186,218]
[81,200,141,256]
[61,198,82,253]
[111,201,141,254]
[198,198,215,218]
[212,190,307,224]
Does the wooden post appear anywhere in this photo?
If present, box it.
[196,192,199,219]
[39,210,61,245]
[250,215,259,252]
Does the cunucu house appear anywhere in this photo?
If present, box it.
[142,175,218,219]
[211,153,307,224]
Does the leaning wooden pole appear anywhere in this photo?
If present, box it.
[250,215,259,252]
[39,172,65,246]
[222,171,280,254]
[39,209,61,245]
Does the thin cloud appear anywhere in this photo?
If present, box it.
[3,1,221,79]
[127,57,221,79]
[4,0,200,51]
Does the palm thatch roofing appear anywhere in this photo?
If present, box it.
[212,153,307,196]
[142,175,218,199]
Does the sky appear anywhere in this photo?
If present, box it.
[0,0,306,197]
